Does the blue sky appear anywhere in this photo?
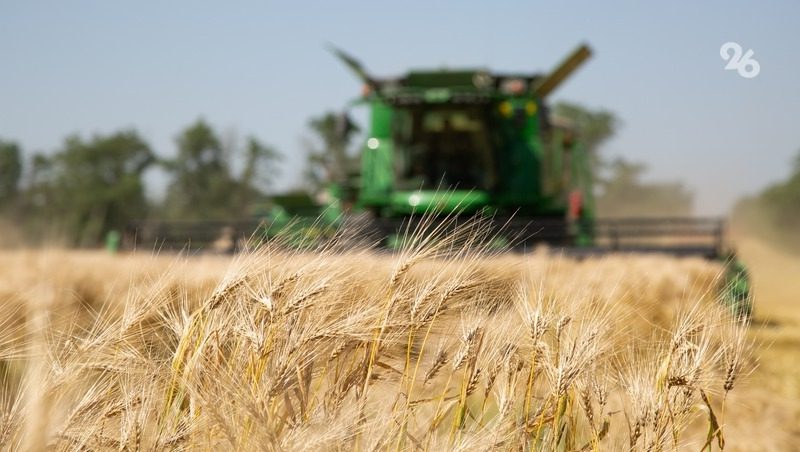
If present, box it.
[2,1,799,214]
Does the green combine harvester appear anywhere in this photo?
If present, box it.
[331,44,595,249]
[126,44,750,316]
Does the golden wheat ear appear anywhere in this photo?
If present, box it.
[1,219,757,450]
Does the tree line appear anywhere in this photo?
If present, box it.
[733,151,800,252]
[0,119,281,246]
[553,102,694,218]
[0,103,695,247]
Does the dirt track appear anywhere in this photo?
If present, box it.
[725,237,800,448]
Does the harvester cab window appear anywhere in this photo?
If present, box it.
[394,108,494,190]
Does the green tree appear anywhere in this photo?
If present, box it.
[0,140,22,208]
[164,120,238,219]
[553,102,693,217]
[236,137,282,213]
[597,157,694,217]
[553,101,618,163]
[26,131,155,245]
[164,120,282,219]
[733,149,800,250]
[304,112,359,193]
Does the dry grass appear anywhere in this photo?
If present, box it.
[0,228,754,451]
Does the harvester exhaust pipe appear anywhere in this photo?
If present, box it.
[532,44,592,98]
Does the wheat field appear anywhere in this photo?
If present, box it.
[0,227,766,451]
